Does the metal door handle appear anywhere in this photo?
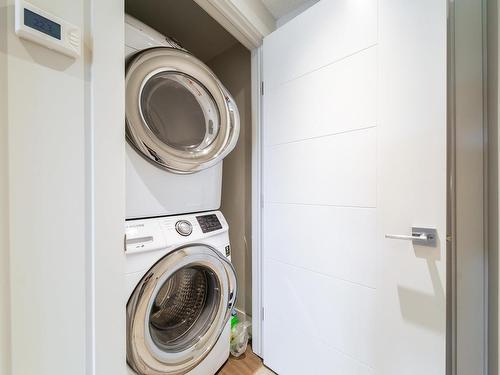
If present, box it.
[385,227,437,246]
[385,233,428,241]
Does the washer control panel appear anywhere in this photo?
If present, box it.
[196,214,222,233]
[175,220,193,236]
[125,220,167,254]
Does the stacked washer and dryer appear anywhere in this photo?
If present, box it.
[124,15,239,375]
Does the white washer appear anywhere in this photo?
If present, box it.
[125,15,240,219]
[125,211,237,375]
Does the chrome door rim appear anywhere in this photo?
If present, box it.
[126,48,240,174]
[127,245,237,375]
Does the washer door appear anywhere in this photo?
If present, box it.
[127,245,237,375]
[126,48,240,174]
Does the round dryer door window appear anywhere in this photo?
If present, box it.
[127,245,237,375]
[126,48,240,174]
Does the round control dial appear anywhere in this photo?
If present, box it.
[175,220,193,236]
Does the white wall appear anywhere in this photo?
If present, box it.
[6,0,87,373]
[0,0,11,373]
[1,1,126,374]
[275,0,319,27]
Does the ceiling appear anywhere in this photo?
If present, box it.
[125,0,239,62]
[260,0,316,20]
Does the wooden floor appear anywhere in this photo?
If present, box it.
[217,346,275,375]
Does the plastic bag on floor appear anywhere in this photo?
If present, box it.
[230,315,251,357]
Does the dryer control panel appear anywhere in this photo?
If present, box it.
[196,214,222,233]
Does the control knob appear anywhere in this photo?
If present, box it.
[175,220,193,236]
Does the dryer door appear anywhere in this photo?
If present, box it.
[127,245,237,375]
[126,48,240,174]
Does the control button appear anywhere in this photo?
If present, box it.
[175,220,192,236]
[196,214,222,233]
[67,31,80,48]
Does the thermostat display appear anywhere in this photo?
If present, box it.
[24,8,61,40]
[15,0,81,58]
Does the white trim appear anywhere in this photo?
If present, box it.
[89,0,127,374]
[251,45,264,357]
[193,0,275,49]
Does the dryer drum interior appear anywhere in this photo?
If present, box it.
[140,71,220,152]
[125,48,240,174]
[127,245,237,375]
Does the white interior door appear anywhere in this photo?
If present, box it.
[261,1,447,374]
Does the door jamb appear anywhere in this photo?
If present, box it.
[448,0,489,373]
[251,45,264,357]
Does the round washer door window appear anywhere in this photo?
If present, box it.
[126,48,240,174]
[127,245,237,375]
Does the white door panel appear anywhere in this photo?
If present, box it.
[264,46,377,146]
[264,258,376,370]
[263,0,377,90]
[262,0,447,373]
[262,0,378,373]
[376,0,447,374]
[264,127,377,207]
[264,318,374,375]
[264,203,376,288]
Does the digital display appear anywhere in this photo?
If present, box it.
[196,214,222,233]
[24,8,61,40]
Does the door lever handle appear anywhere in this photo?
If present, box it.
[385,227,437,247]
[385,233,428,241]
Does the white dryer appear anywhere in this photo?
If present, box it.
[125,211,237,375]
[125,15,240,219]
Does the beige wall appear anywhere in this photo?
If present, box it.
[208,44,252,316]
[488,0,499,373]
[0,0,11,373]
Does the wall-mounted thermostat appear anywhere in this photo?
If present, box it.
[15,0,81,58]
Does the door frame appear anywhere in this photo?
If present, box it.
[191,1,271,357]
[250,45,264,356]
[448,0,489,374]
